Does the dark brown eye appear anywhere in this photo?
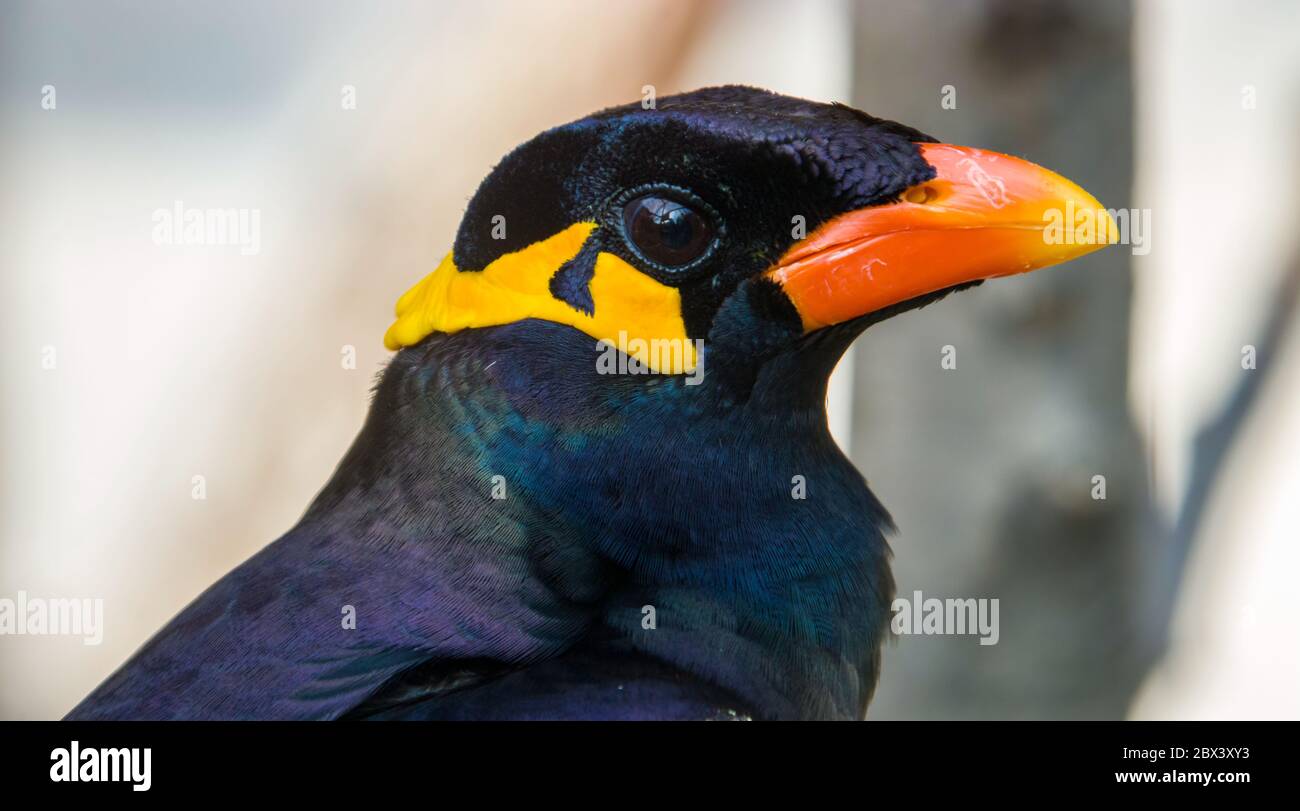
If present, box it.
[622,195,715,268]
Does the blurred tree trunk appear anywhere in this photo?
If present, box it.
[850,0,1157,718]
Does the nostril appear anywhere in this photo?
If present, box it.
[903,184,940,205]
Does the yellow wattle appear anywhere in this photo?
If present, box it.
[383,223,697,373]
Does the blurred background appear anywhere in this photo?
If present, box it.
[2,0,1298,720]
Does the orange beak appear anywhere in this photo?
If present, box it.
[766,143,1116,331]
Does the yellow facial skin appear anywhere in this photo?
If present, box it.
[384,223,698,373]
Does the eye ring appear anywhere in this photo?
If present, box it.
[609,184,723,278]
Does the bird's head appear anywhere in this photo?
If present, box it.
[385,85,1111,398]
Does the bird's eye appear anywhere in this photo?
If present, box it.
[622,195,715,268]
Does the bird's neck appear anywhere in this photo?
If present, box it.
[310,320,894,719]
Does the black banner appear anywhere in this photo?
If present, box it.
[0,721,1287,797]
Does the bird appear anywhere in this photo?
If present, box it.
[67,86,1110,721]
